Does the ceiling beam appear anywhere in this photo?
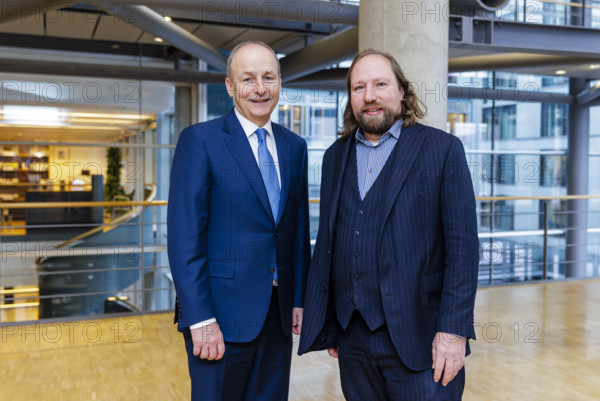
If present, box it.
[447,85,573,103]
[128,0,359,26]
[451,0,510,15]
[286,52,600,81]
[114,0,509,26]
[576,82,600,105]
[280,27,358,82]
[0,33,173,59]
[150,7,332,34]
[450,16,600,57]
[0,58,226,83]
[284,48,600,84]
[449,53,600,72]
[95,2,228,71]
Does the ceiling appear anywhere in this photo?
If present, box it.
[0,4,330,143]
[0,9,322,54]
[0,1,599,143]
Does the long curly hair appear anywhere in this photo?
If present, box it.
[342,49,426,137]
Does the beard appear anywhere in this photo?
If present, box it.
[356,104,401,136]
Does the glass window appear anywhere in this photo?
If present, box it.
[539,199,567,229]
[498,105,517,139]
[309,107,337,138]
[497,154,516,185]
[482,105,516,140]
[479,200,514,231]
[540,154,567,187]
[541,104,569,137]
[278,105,291,130]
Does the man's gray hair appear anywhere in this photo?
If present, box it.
[226,41,281,79]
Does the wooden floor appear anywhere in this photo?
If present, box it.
[1,279,599,400]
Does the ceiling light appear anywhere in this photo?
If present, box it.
[0,106,62,124]
[555,70,567,75]
[69,112,153,120]
[164,16,172,22]
[590,64,600,69]
[154,37,163,43]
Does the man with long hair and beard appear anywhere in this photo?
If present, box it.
[299,49,479,401]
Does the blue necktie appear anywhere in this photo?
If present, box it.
[255,128,280,221]
[255,128,280,281]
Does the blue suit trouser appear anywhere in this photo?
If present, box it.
[183,288,293,401]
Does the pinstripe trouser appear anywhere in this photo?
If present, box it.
[337,312,465,401]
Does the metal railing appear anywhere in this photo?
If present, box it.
[0,183,169,324]
[475,195,600,285]
[1,195,599,324]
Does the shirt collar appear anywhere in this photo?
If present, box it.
[234,108,273,139]
[355,119,403,147]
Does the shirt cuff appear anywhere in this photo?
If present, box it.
[190,318,216,330]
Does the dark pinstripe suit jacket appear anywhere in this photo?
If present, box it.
[298,123,479,371]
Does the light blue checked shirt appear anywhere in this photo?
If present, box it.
[355,119,403,200]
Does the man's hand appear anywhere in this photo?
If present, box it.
[327,347,339,358]
[292,307,303,335]
[432,331,466,386]
[190,322,225,360]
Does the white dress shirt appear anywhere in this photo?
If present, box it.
[189,109,281,330]
[235,108,281,186]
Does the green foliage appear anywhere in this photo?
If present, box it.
[105,147,124,201]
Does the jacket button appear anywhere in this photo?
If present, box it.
[327,249,331,255]
[358,210,364,216]
[270,267,275,273]
[275,231,280,237]
[323,285,328,292]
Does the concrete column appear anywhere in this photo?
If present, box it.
[566,78,589,277]
[359,0,449,131]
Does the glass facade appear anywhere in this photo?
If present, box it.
[449,71,600,284]
[0,65,177,322]
[3,64,600,321]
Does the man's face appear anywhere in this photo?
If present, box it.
[225,44,281,127]
[350,54,404,137]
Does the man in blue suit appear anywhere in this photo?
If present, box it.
[168,41,310,401]
[299,49,479,400]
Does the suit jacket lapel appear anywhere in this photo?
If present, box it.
[273,124,291,225]
[223,110,275,223]
[379,124,426,237]
[328,135,353,241]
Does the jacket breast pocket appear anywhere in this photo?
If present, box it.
[208,260,236,279]
[422,272,444,293]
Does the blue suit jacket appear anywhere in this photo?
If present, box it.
[298,123,479,371]
[167,109,310,342]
